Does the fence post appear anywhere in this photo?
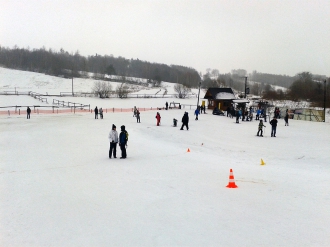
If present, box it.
[113,108,114,113]
[8,110,10,116]
[53,106,54,113]
[19,109,20,115]
[74,103,75,114]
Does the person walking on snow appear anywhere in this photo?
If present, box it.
[99,108,103,119]
[27,106,31,119]
[94,106,98,119]
[257,120,266,137]
[108,124,118,158]
[270,117,278,137]
[155,112,161,126]
[119,125,128,159]
[180,112,189,130]
[194,108,200,120]
[136,109,140,123]
[165,102,168,110]
[284,110,289,126]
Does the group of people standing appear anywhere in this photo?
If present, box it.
[94,106,104,119]
[108,124,128,159]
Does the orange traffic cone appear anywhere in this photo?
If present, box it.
[226,169,238,188]
[187,148,190,152]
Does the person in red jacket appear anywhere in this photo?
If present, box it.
[155,112,161,126]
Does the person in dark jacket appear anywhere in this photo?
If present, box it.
[180,112,189,130]
[270,117,278,137]
[27,106,31,119]
[284,110,289,126]
[119,125,128,159]
[94,106,98,119]
[165,102,168,110]
[136,109,140,123]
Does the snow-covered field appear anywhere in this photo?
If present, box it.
[1,68,330,246]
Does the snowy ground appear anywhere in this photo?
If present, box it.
[1,68,330,246]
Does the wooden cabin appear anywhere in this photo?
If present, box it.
[203,88,236,111]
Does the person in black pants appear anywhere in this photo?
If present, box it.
[270,117,278,137]
[119,125,128,159]
[180,112,189,130]
[108,124,118,158]
[27,106,31,119]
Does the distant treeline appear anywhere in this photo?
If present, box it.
[0,46,201,87]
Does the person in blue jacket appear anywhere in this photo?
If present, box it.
[119,125,128,159]
[194,108,200,120]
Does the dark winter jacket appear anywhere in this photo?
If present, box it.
[270,118,278,127]
[119,126,128,145]
[182,112,189,124]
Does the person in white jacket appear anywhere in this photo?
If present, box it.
[108,124,119,158]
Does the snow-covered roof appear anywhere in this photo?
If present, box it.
[215,92,236,100]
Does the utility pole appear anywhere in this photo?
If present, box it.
[324,79,327,122]
[244,77,247,98]
[197,81,202,108]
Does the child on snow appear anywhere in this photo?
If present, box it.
[257,120,266,137]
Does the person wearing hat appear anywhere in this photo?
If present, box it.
[119,125,128,159]
[108,124,118,158]
[270,117,278,137]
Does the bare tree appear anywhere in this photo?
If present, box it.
[174,84,191,98]
[92,81,112,98]
[116,82,130,98]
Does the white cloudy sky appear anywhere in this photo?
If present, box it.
[1,0,329,76]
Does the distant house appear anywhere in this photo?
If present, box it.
[203,88,236,110]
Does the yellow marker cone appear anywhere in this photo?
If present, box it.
[261,159,266,165]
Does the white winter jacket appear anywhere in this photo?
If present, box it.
[108,130,119,143]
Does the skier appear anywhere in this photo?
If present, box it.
[155,112,161,126]
[180,112,189,130]
[94,106,98,119]
[108,124,118,159]
[27,106,31,119]
[257,120,266,137]
[194,108,200,120]
[270,117,278,137]
[119,125,128,159]
[136,109,140,123]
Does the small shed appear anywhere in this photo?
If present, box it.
[203,88,236,111]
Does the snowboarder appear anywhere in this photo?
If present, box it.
[270,117,278,137]
[136,109,140,123]
[257,120,266,137]
[180,112,189,130]
[27,106,31,119]
[155,112,161,126]
[108,124,118,159]
[94,106,98,119]
[119,125,128,159]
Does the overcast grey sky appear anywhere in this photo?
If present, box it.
[1,0,329,77]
